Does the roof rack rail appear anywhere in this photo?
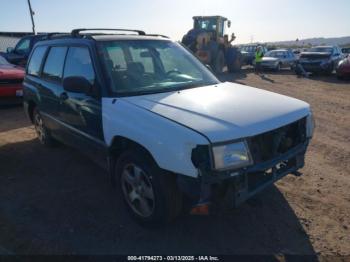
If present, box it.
[71,28,146,37]
[46,32,71,39]
[146,34,169,39]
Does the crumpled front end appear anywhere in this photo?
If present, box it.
[178,116,311,213]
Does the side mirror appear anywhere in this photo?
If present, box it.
[7,47,14,53]
[227,20,231,28]
[63,76,92,94]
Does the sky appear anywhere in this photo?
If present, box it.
[1,0,349,44]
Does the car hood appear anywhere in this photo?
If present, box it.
[262,57,279,62]
[0,65,25,79]
[123,82,310,143]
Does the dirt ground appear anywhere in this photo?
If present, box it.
[0,69,349,256]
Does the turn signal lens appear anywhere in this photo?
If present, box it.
[190,204,210,215]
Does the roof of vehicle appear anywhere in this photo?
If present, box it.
[240,44,266,47]
[267,49,289,52]
[91,34,170,41]
[35,35,171,47]
[31,29,171,45]
[313,45,336,48]
[193,15,228,20]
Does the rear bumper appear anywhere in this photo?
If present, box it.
[177,141,309,211]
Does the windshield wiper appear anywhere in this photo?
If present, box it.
[116,81,214,97]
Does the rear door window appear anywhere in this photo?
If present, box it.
[27,46,48,76]
[63,47,95,83]
[42,46,67,82]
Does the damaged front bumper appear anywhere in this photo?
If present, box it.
[177,141,309,212]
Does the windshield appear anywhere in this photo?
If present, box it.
[265,51,286,58]
[194,18,217,31]
[0,56,10,65]
[309,47,333,53]
[98,40,219,96]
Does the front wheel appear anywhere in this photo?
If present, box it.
[213,50,225,74]
[115,149,182,224]
[275,63,281,72]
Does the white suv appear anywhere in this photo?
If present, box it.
[23,29,314,224]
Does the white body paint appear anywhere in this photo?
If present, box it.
[103,82,311,177]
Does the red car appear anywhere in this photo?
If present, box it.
[336,56,350,79]
[0,56,25,104]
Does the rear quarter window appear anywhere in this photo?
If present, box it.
[27,46,47,76]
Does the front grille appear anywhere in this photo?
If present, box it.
[301,61,321,66]
[0,78,23,85]
[247,117,307,163]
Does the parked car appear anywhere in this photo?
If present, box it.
[341,47,350,56]
[0,56,25,105]
[23,29,314,224]
[259,49,297,71]
[0,34,55,66]
[239,44,268,65]
[292,49,302,59]
[336,56,350,79]
[298,46,344,74]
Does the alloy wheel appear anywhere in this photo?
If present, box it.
[121,163,155,217]
[34,113,46,143]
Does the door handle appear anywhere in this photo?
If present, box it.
[59,92,68,101]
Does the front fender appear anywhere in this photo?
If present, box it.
[102,98,209,177]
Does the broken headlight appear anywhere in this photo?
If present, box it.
[212,141,252,170]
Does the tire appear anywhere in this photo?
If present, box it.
[33,108,57,147]
[213,50,225,74]
[325,63,334,75]
[275,63,281,72]
[115,148,182,225]
[290,63,296,71]
[228,58,242,73]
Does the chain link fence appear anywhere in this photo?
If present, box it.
[0,36,20,52]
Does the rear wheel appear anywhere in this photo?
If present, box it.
[33,108,57,146]
[115,149,182,224]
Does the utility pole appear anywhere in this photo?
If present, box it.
[27,0,36,34]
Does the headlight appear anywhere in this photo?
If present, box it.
[212,141,252,170]
[306,112,315,138]
[337,60,343,68]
